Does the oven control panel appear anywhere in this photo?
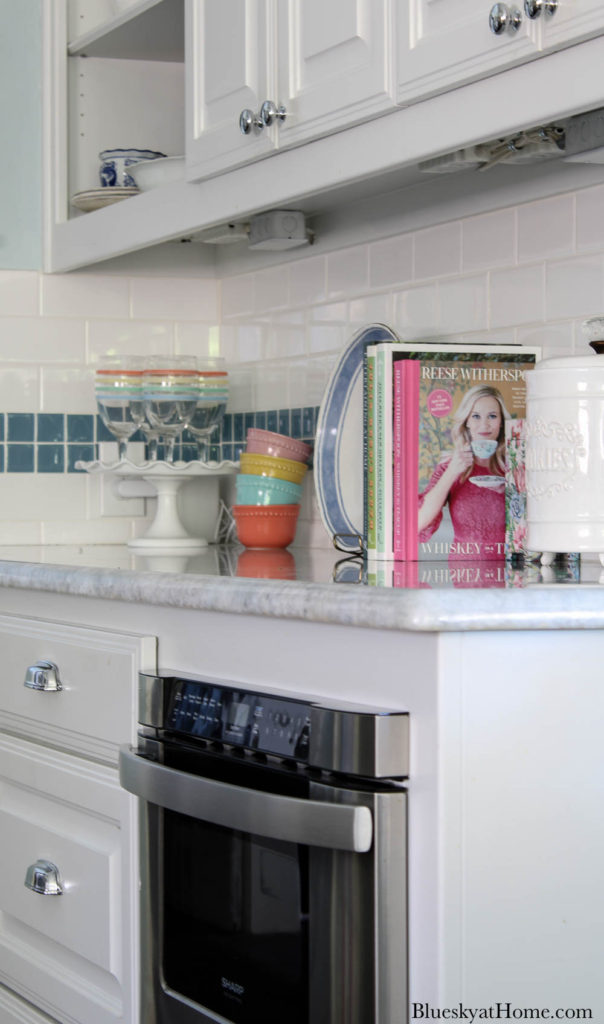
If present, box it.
[164,678,312,760]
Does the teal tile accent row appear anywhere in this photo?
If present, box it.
[0,408,318,473]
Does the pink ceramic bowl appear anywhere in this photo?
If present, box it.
[246,428,311,464]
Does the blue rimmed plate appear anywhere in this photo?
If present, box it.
[314,323,397,552]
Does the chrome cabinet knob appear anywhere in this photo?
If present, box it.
[489,3,522,33]
[260,100,287,127]
[23,660,62,692]
[239,108,262,135]
[524,0,557,16]
[24,859,64,896]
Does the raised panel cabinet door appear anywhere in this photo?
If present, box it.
[0,734,138,1024]
[537,0,604,52]
[396,0,540,106]
[0,613,156,764]
[276,0,396,148]
[186,0,277,181]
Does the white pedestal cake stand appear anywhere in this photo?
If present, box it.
[77,459,238,550]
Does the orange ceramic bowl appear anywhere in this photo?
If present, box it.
[246,428,311,464]
[232,503,300,549]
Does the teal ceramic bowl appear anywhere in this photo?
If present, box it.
[235,473,302,506]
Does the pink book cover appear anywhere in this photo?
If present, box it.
[393,360,420,560]
[392,350,538,561]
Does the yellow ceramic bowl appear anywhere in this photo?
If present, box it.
[239,451,308,485]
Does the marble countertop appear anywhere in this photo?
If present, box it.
[0,544,604,632]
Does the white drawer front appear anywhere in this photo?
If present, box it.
[0,612,156,763]
[0,734,137,1024]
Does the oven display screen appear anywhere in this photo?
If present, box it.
[165,680,310,758]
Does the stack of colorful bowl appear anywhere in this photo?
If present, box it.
[233,428,312,548]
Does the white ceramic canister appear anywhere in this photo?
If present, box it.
[526,318,604,563]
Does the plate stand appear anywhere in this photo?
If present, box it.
[129,473,205,550]
[76,458,238,550]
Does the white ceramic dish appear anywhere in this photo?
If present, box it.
[469,475,506,490]
[127,155,185,191]
[314,323,397,551]
[71,187,139,212]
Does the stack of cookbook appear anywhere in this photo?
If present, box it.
[363,341,540,563]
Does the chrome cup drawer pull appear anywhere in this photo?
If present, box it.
[24,859,64,896]
[23,660,63,692]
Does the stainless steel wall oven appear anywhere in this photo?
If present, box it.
[119,672,409,1024]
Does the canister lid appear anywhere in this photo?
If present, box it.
[533,317,604,371]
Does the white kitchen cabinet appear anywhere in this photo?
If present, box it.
[186,0,396,181]
[185,0,276,180]
[396,0,604,107]
[537,0,604,51]
[45,0,604,271]
[396,0,540,105]
[0,735,133,1024]
[0,612,157,1024]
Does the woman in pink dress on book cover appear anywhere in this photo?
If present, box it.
[417,384,510,560]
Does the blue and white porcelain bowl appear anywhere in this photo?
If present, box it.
[99,148,166,188]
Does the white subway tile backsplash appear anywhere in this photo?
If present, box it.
[394,283,439,338]
[130,276,219,321]
[255,366,290,410]
[0,317,85,362]
[175,322,221,358]
[308,324,346,354]
[302,357,334,407]
[309,302,348,323]
[227,367,254,413]
[516,322,575,359]
[88,319,174,360]
[41,273,130,318]
[545,256,604,321]
[462,209,516,271]
[327,246,368,297]
[265,323,306,359]
[369,235,413,288]
[221,273,254,319]
[439,274,488,334]
[236,325,264,361]
[414,221,461,280]
[489,263,544,329]
[0,366,39,411]
[518,195,574,262]
[0,475,86,521]
[255,266,289,313]
[576,183,604,252]
[0,271,39,316]
[289,256,327,307]
[40,366,92,414]
[0,517,43,545]
[349,293,393,329]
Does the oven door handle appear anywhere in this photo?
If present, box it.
[119,745,373,853]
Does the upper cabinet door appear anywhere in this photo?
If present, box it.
[537,0,604,52]
[276,0,396,148]
[396,0,540,106]
[186,0,277,181]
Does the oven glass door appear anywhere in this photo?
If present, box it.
[159,741,309,1024]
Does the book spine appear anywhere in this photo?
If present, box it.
[374,349,386,559]
[404,360,420,561]
[374,345,396,560]
[393,360,405,560]
[365,349,377,556]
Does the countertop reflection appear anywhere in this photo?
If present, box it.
[1,545,603,633]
